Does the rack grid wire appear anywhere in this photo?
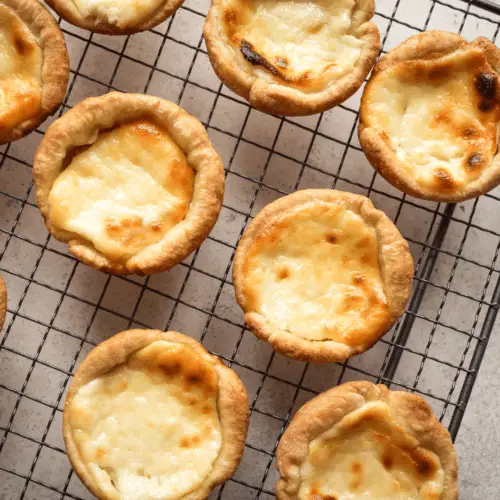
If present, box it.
[0,0,499,498]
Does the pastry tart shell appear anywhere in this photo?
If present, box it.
[233,190,414,364]
[45,0,184,35]
[203,0,380,116]
[63,329,249,500]
[276,381,458,500]
[33,92,225,275]
[0,0,69,144]
[359,31,500,202]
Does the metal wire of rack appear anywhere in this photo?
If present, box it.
[0,0,499,498]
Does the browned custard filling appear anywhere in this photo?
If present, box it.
[242,201,390,345]
[299,402,445,499]
[361,46,500,194]
[221,0,366,92]
[48,120,195,262]
[68,341,222,500]
[0,4,42,139]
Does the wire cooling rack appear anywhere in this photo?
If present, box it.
[0,0,500,498]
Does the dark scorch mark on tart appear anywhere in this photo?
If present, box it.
[476,72,499,112]
[466,152,484,170]
[240,40,283,78]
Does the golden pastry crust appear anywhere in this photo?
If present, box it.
[45,0,184,35]
[203,0,380,116]
[360,31,500,202]
[33,92,224,275]
[233,190,413,364]
[0,275,6,331]
[63,329,249,500]
[0,0,69,145]
[276,381,458,500]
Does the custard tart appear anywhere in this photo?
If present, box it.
[276,381,458,500]
[63,329,249,500]
[34,92,224,275]
[46,0,184,35]
[233,190,413,363]
[0,0,69,144]
[360,31,500,202]
[204,0,380,116]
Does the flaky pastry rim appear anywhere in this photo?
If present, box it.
[45,0,184,34]
[359,30,500,202]
[0,275,6,332]
[275,380,458,500]
[33,92,224,275]
[233,189,414,364]
[63,329,249,500]
[0,0,69,145]
[203,0,380,116]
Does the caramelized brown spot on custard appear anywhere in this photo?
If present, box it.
[466,152,484,171]
[413,450,439,478]
[352,274,365,285]
[9,21,36,57]
[326,233,338,244]
[463,127,478,139]
[238,40,320,89]
[361,253,376,265]
[379,131,391,144]
[432,110,451,127]
[13,34,33,56]
[383,454,394,469]
[433,168,454,189]
[417,458,432,475]
[224,8,237,24]
[151,221,164,233]
[476,72,497,101]
[160,360,182,377]
[186,372,202,385]
[356,236,372,249]
[479,100,495,112]
[351,461,363,474]
[309,487,338,500]
[277,267,290,280]
[179,436,190,448]
[427,63,453,82]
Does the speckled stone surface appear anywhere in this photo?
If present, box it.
[456,316,500,499]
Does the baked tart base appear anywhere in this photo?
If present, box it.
[33,92,224,275]
[0,0,69,144]
[276,381,458,500]
[233,189,413,364]
[360,31,500,202]
[63,329,249,500]
[204,0,380,116]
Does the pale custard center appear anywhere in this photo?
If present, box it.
[69,341,222,500]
